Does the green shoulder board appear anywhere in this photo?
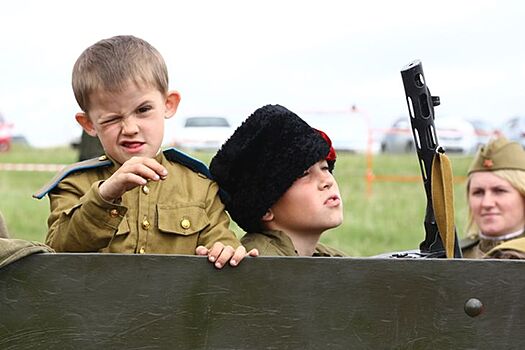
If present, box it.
[163,148,212,179]
[32,155,112,199]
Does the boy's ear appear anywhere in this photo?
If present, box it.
[164,90,181,119]
[261,210,274,222]
[75,113,97,137]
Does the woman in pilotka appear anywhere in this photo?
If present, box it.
[462,136,525,259]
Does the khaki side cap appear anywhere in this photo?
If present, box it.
[468,136,525,174]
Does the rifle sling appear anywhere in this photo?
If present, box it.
[431,153,456,258]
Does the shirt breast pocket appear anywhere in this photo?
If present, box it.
[157,204,210,236]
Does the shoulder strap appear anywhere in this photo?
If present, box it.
[32,155,112,199]
[163,147,212,179]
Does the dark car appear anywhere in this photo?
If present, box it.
[380,117,414,153]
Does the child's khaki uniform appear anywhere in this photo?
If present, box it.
[242,230,346,257]
[35,149,239,253]
[0,211,8,238]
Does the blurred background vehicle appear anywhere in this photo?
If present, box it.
[171,116,235,151]
[499,116,525,148]
[468,119,500,150]
[381,117,413,153]
[381,116,478,154]
[71,130,105,161]
[0,112,13,152]
[435,117,477,154]
[301,107,380,154]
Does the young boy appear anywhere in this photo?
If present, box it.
[209,104,346,256]
[33,35,256,268]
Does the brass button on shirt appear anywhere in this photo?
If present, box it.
[45,153,239,253]
[241,230,347,257]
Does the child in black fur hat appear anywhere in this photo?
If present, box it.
[210,104,346,256]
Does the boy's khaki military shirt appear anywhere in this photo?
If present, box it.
[241,230,347,257]
[45,152,240,253]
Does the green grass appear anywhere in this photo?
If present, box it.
[0,145,474,256]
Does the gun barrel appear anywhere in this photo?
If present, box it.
[400,60,462,258]
[401,60,439,195]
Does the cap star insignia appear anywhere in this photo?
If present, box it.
[483,159,494,168]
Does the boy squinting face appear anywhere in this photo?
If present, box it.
[269,160,343,235]
[76,82,180,164]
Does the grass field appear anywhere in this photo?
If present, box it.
[0,144,475,257]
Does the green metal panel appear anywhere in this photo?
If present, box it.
[0,254,523,349]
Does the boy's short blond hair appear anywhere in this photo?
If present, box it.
[72,35,169,112]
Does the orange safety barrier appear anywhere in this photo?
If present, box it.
[361,113,467,197]
[370,174,467,184]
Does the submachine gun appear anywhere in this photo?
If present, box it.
[392,60,462,259]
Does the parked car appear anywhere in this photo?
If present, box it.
[381,116,478,154]
[381,117,413,153]
[301,109,379,153]
[171,116,235,151]
[0,113,13,152]
[436,117,477,154]
[499,116,525,148]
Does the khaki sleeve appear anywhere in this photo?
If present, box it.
[46,180,127,252]
[0,212,9,238]
[196,180,240,249]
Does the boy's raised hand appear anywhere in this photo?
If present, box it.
[196,242,259,269]
[99,156,168,202]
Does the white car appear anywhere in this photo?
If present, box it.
[435,117,478,154]
[171,116,235,151]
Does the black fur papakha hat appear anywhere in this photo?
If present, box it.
[209,104,336,233]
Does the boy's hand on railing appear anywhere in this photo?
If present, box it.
[196,243,258,269]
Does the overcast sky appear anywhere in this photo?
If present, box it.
[1,0,524,147]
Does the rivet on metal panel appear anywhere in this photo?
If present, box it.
[464,298,484,317]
